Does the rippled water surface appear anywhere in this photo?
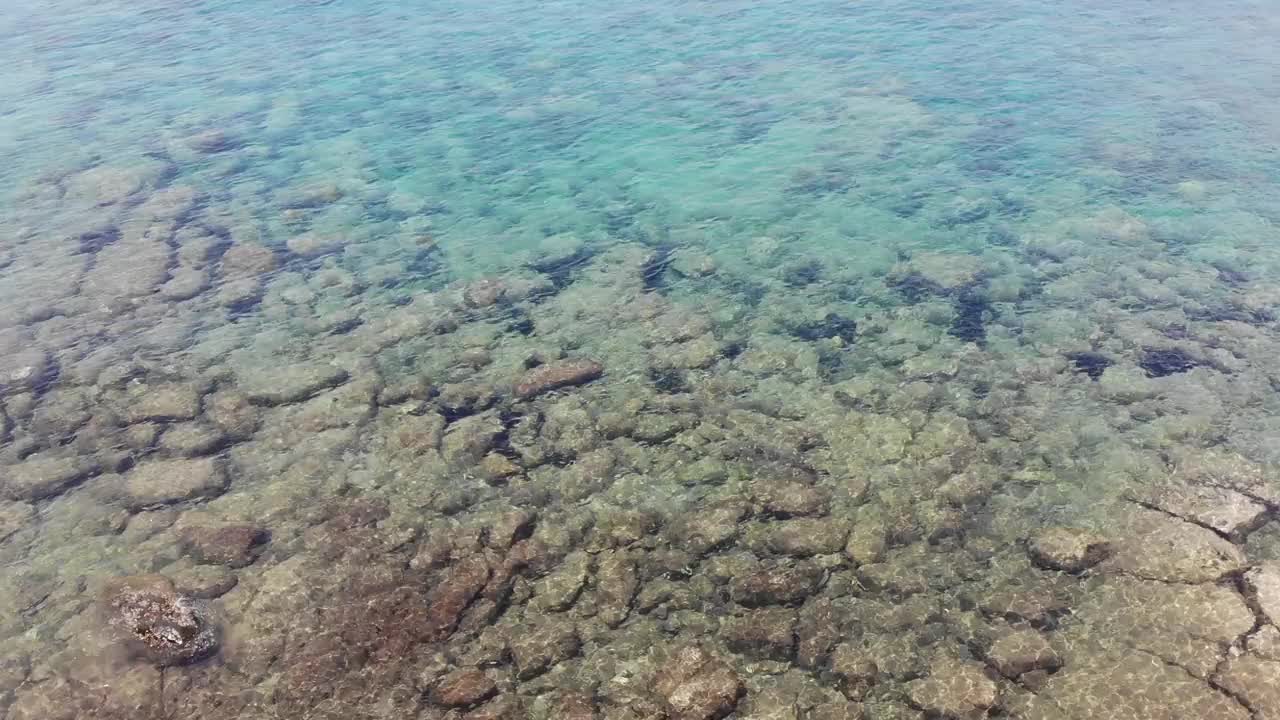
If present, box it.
[3,1,1280,719]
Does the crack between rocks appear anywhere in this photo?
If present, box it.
[1130,646,1257,719]
[1123,496,1236,543]
[1208,656,1263,720]
[1203,481,1280,514]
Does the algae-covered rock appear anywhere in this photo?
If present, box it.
[3,453,99,500]
[653,644,744,720]
[181,523,268,567]
[532,550,592,612]
[720,607,797,661]
[99,573,219,666]
[431,668,497,707]
[0,499,34,542]
[123,457,228,508]
[515,359,604,399]
[731,559,824,607]
[237,361,349,405]
[595,549,640,628]
[766,517,850,557]
[204,389,260,440]
[508,620,580,680]
[159,422,228,457]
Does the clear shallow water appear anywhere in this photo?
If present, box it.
[2,1,1280,719]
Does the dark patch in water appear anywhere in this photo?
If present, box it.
[949,288,991,344]
[648,366,689,394]
[888,193,926,218]
[1185,303,1273,325]
[530,248,593,290]
[987,224,1019,247]
[641,245,678,291]
[1215,266,1251,286]
[1139,347,1199,377]
[781,259,823,287]
[722,275,768,306]
[790,313,858,344]
[507,312,535,337]
[406,243,446,280]
[786,162,855,196]
[1066,351,1112,380]
[75,225,119,254]
[816,346,847,380]
[890,272,940,303]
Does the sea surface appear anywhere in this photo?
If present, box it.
[2,1,1280,719]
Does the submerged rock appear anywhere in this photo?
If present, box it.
[1024,648,1251,720]
[1247,562,1280,626]
[731,560,824,607]
[182,524,268,568]
[1100,509,1246,583]
[1027,526,1112,573]
[123,458,228,509]
[514,359,604,399]
[3,454,100,500]
[0,349,51,395]
[123,382,203,423]
[508,621,580,680]
[906,658,998,720]
[100,574,218,666]
[720,607,797,661]
[0,500,35,542]
[985,627,1061,678]
[431,669,497,707]
[653,644,744,720]
[1214,655,1280,719]
[237,361,349,405]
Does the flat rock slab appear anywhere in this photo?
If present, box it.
[1247,562,1280,626]
[1100,508,1247,583]
[0,500,34,541]
[123,383,203,423]
[1022,648,1252,720]
[1129,481,1269,541]
[124,458,228,509]
[1214,656,1280,719]
[1174,448,1280,507]
[237,361,349,405]
[907,657,998,720]
[1063,576,1254,679]
[3,455,99,501]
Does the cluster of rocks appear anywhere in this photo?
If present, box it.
[2,121,1280,720]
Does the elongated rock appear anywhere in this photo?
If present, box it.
[514,359,603,399]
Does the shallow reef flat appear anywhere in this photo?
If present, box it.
[2,0,1280,719]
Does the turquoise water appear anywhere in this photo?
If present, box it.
[3,1,1280,718]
